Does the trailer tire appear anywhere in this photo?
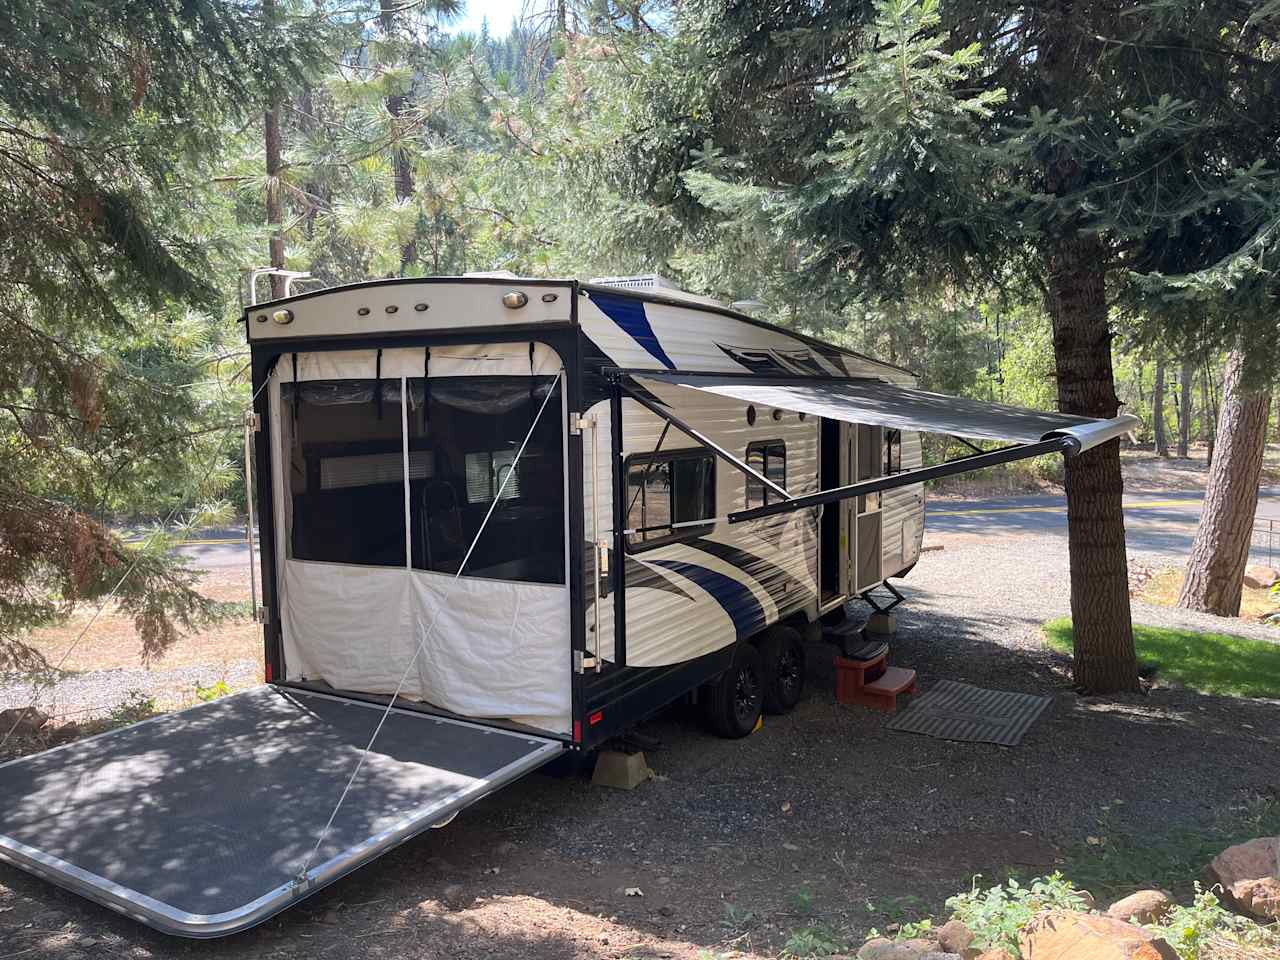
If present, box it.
[705,644,764,739]
[758,625,805,715]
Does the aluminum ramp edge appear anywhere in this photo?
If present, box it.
[0,689,565,939]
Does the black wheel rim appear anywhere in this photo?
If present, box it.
[734,665,759,724]
[778,648,801,700]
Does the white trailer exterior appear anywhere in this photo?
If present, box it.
[0,274,1138,938]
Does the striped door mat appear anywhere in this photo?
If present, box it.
[886,680,1050,746]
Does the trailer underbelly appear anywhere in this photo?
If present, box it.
[0,686,561,937]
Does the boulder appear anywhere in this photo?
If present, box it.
[1243,566,1280,590]
[1105,890,1175,925]
[1207,837,1280,920]
[975,951,1016,960]
[858,938,899,960]
[937,919,975,957]
[1020,910,1179,960]
[0,707,48,738]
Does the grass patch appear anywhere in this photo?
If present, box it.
[1137,568,1280,624]
[1042,617,1280,699]
[1059,796,1280,902]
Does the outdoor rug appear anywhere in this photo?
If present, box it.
[886,680,1050,746]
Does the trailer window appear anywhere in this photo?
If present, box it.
[625,450,716,550]
[407,376,564,584]
[885,429,902,475]
[745,440,786,508]
[281,379,408,568]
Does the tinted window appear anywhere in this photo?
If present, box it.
[746,440,786,508]
[282,379,407,567]
[408,377,564,584]
[626,450,716,550]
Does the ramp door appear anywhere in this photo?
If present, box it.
[0,686,561,937]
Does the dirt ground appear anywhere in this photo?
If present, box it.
[2,534,1278,960]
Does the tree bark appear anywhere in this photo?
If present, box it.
[1177,358,1193,458]
[381,0,416,275]
[264,0,286,300]
[1152,353,1168,457]
[1044,233,1139,693]
[1177,348,1271,617]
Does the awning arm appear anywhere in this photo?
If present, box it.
[616,378,793,502]
[728,435,1076,524]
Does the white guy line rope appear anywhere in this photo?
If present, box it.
[0,371,276,751]
[295,371,563,882]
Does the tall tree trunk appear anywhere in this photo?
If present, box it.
[1178,349,1271,617]
[1177,358,1193,458]
[1045,234,1138,693]
[1152,353,1168,457]
[263,0,286,301]
[259,0,282,300]
[381,0,416,275]
[264,106,286,299]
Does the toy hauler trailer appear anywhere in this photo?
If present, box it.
[0,275,1137,937]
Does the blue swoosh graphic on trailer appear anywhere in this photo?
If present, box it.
[648,559,766,640]
[590,293,676,370]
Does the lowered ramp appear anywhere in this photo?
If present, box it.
[0,686,562,937]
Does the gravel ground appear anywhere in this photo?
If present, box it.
[1,531,1278,960]
[0,659,260,721]
[920,530,1280,646]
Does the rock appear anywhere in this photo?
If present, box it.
[938,919,975,956]
[440,883,471,910]
[1020,910,1179,960]
[975,950,1015,960]
[1244,565,1280,590]
[858,938,900,960]
[0,707,48,738]
[1207,837,1280,920]
[1105,891,1175,925]
[900,938,942,958]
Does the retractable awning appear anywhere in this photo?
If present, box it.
[634,372,1138,452]
[623,372,1140,524]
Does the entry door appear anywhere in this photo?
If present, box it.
[819,419,857,605]
[854,424,884,592]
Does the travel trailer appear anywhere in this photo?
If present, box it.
[0,274,1137,937]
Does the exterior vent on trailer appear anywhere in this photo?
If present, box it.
[590,274,726,309]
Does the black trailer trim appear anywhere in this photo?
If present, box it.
[729,437,1077,523]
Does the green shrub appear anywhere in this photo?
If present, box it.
[195,679,231,702]
[944,874,1091,956]
[1147,886,1278,960]
[107,690,159,726]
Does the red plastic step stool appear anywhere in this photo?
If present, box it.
[834,651,918,714]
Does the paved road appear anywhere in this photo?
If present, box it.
[131,485,1280,569]
[926,486,1280,565]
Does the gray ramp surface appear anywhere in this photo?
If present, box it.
[0,686,560,937]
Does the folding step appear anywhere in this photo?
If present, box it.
[824,621,888,661]
[838,666,918,714]
[833,653,888,701]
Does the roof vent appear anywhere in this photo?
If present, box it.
[590,274,725,308]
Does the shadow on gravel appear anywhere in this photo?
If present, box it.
[1,578,1277,960]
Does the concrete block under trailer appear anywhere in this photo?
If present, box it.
[0,276,1137,937]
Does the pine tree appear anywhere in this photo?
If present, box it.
[0,1,325,668]
[630,0,1280,692]
[1178,349,1273,616]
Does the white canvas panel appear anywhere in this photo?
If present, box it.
[282,561,417,695]
[285,344,561,382]
[280,561,570,735]
[410,570,570,730]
